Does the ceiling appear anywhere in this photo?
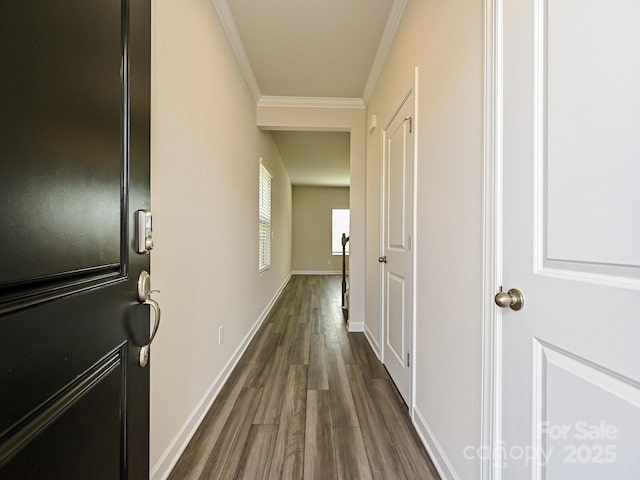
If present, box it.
[214,0,407,103]
[271,131,350,187]
[212,0,407,185]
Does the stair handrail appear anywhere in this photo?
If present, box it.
[341,233,350,309]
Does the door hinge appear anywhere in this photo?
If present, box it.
[407,234,412,250]
[404,116,412,133]
[407,352,411,368]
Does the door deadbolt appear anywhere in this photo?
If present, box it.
[136,210,154,254]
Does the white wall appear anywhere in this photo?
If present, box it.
[292,186,350,273]
[365,1,484,478]
[256,106,366,332]
[150,0,292,477]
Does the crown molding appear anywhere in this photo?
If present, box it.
[212,0,406,107]
[258,96,366,109]
[362,0,409,105]
[211,0,262,103]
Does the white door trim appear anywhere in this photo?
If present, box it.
[379,67,418,412]
[410,66,419,417]
[481,0,503,479]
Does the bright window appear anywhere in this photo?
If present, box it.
[258,161,272,271]
[332,208,350,255]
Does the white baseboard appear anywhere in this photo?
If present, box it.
[150,274,292,480]
[364,325,381,359]
[347,321,364,332]
[412,406,460,480]
[291,270,345,275]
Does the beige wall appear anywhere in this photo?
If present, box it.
[150,1,292,477]
[365,0,484,478]
[292,186,349,273]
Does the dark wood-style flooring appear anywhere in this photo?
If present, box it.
[168,275,439,480]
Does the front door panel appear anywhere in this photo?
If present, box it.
[0,1,151,478]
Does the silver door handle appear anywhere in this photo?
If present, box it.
[378,256,387,263]
[137,270,161,367]
[494,286,524,311]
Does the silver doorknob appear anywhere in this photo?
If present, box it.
[378,256,387,263]
[494,286,524,311]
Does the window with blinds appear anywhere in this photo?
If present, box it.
[331,208,350,255]
[258,161,272,272]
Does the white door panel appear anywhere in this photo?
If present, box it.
[501,0,640,477]
[388,133,407,250]
[545,0,640,269]
[386,272,406,366]
[382,85,414,405]
[540,343,640,478]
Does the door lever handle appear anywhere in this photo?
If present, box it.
[378,256,387,264]
[137,271,161,367]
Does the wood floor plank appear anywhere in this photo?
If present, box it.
[233,425,277,480]
[303,390,337,480]
[307,334,329,390]
[270,287,294,334]
[370,379,439,480]
[200,387,263,480]
[238,322,271,365]
[334,427,374,480]
[268,364,308,480]
[168,365,251,480]
[325,332,359,427]
[346,364,404,480]
[318,278,334,320]
[310,313,326,334]
[336,329,358,365]
[329,297,347,328]
[253,347,288,425]
[244,330,281,388]
[309,291,320,321]
[278,313,298,347]
[271,282,298,333]
[290,276,306,316]
[350,333,388,379]
[289,320,311,364]
[298,295,311,323]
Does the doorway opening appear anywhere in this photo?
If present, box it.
[270,131,351,316]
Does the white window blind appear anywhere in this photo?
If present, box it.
[258,162,272,272]
[332,208,350,255]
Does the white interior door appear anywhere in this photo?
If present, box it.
[382,89,414,405]
[500,0,640,477]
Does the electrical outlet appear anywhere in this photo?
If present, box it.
[218,325,224,345]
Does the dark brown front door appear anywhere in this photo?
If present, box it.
[0,1,151,478]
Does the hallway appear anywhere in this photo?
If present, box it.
[168,275,439,480]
